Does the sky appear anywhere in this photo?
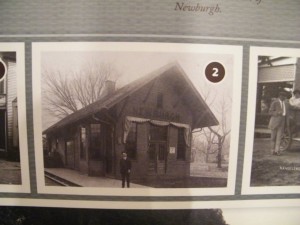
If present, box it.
[41,49,234,130]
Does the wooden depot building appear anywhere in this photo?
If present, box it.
[0,52,19,160]
[43,62,218,180]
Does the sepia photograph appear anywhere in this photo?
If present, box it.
[33,42,242,196]
[0,43,30,193]
[243,47,300,195]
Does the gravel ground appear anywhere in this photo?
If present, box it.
[250,138,300,186]
[0,159,21,184]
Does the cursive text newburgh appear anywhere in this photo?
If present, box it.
[175,2,221,15]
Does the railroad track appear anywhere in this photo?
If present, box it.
[45,171,81,187]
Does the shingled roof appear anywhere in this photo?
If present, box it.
[43,62,218,133]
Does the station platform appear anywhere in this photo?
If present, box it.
[45,168,149,188]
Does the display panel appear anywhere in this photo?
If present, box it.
[32,42,242,196]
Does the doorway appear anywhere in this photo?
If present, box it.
[148,124,168,175]
[65,139,75,169]
[104,124,113,175]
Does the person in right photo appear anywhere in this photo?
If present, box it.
[289,89,300,108]
[268,91,288,156]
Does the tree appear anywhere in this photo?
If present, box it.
[207,96,231,168]
[193,85,231,168]
[43,62,121,119]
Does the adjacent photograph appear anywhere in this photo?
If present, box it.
[242,47,300,195]
[33,42,242,196]
[0,43,30,193]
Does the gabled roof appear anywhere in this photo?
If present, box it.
[44,62,218,134]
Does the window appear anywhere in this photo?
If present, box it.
[90,124,102,159]
[149,125,167,141]
[125,123,137,159]
[80,127,87,160]
[157,93,163,108]
[177,128,186,160]
[65,140,75,167]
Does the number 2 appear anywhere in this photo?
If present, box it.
[212,68,219,77]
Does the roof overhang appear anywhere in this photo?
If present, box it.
[43,62,219,134]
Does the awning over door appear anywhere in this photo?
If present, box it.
[123,116,191,147]
[258,65,296,83]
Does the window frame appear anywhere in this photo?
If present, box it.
[177,127,186,160]
[125,122,138,160]
[80,126,87,160]
[89,123,102,160]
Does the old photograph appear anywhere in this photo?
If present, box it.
[33,42,242,196]
[0,43,30,193]
[243,47,300,195]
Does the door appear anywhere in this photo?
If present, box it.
[105,125,113,175]
[148,124,168,175]
[65,140,75,169]
[148,142,167,175]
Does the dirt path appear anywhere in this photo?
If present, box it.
[251,138,300,186]
[0,159,21,184]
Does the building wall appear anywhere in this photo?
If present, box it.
[124,122,149,178]
[45,75,198,179]
[167,126,190,177]
[114,78,193,179]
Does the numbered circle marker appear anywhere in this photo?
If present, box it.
[0,58,7,82]
[205,62,225,83]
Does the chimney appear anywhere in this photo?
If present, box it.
[102,80,116,97]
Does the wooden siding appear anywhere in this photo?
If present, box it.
[258,64,296,83]
[7,61,17,151]
[114,77,192,179]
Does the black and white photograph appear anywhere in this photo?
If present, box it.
[0,43,29,193]
[33,42,242,196]
[243,47,300,195]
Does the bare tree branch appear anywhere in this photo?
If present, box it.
[193,85,232,168]
[43,62,121,119]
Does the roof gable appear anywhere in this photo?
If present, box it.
[44,62,218,133]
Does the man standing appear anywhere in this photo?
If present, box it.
[268,92,288,155]
[289,89,300,109]
[120,152,131,188]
